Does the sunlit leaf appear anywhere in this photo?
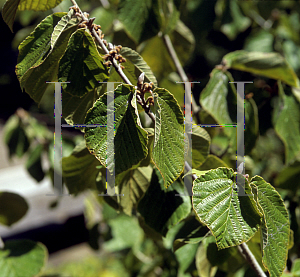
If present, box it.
[0,240,47,277]
[152,87,185,188]
[192,168,262,249]
[2,0,64,31]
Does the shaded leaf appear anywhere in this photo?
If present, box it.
[0,192,28,226]
[140,20,194,80]
[17,22,78,103]
[200,69,237,137]
[195,154,229,170]
[3,115,30,158]
[275,160,300,191]
[273,83,300,165]
[58,29,109,97]
[62,87,100,127]
[191,125,211,168]
[138,168,191,236]
[223,51,300,88]
[118,0,161,44]
[195,236,218,277]
[26,144,45,182]
[215,0,251,40]
[250,176,290,277]
[245,98,259,154]
[16,13,65,82]
[84,84,148,175]
[62,142,102,195]
[173,216,207,252]
[115,166,152,216]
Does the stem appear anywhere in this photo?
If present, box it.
[69,4,266,276]
[163,34,200,114]
[237,243,267,277]
[70,0,131,85]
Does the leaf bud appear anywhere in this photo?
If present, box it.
[138,72,145,85]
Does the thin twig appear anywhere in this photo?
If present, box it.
[163,34,200,114]
[237,243,267,277]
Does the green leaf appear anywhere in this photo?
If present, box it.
[141,36,175,80]
[109,47,157,86]
[84,84,148,175]
[114,166,152,216]
[152,87,185,188]
[191,125,211,168]
[223,51,300,88]
[275,160,300,191]
[215,0,251,41]
[176,243,198,276]
[244,29,274,53]
[104,214,143,252]
[118,0,161,44]
[250,176,290,277]
[89,7,115,34]
[17,20,78,103]
[120,47,157,86]
[58,29,109,97]
[26,144,45,182]
[0,240,48,277]
[291,259,300,276]
[138,168,192,236]
[18,0,63,10]
[173,216,207,252]
[2,0,64,31]
[3,115,30,158]
[51,9,79,49]
[245,98,259,154]
[62,142,102,195]
[200,69,236,125]
[195,236,218,277]
[273,83,300,165]
[140,20,194,80]
[62,87,100,126]
[192,168,262,249]
[158,0,180,35]
[195,154,229,170]
[0,192,28,226]
[16,13,65,82]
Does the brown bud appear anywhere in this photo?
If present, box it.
[104,61,112,67]
[120,65,125,70]
[148,96,154,105]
